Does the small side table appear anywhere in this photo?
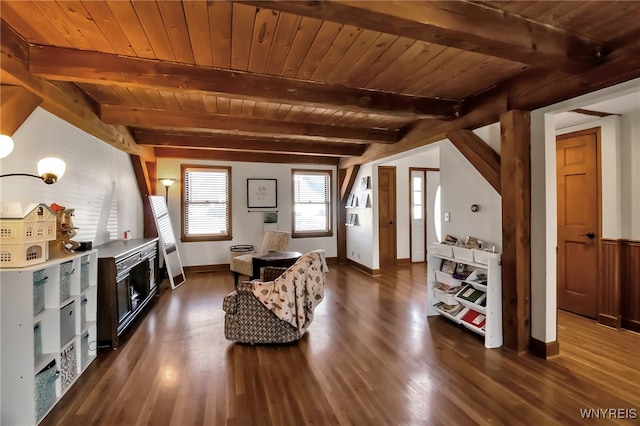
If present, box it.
[251,251,302,280]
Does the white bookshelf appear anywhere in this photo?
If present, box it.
[427,244,502,348]
[1,250,98,425]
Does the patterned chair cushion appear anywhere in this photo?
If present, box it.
[223,268,301,344]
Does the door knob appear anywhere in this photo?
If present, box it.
[580,232,595,239]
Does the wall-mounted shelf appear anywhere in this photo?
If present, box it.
[346,213,359,226]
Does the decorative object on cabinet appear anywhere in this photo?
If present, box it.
[1,250,98,425]
[96,238,159,349]
[48,203,81,259]
[0,156,66,185]
[0,203,57,268]
[427,243,502,348]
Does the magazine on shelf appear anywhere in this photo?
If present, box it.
[440,260,456,274]
[433,281,463,295]
[452,263,471,280]
[456,284,485,303]
[434,301,464,316]
[461,309,486,329]
[468,272,488,286]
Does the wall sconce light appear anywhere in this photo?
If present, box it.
[0,156,67,184]
[0,134,15,159]
[159,178,176,203]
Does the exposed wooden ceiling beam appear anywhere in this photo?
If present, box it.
[29,45,461,119]
[507,32,640,112]
[0,85,41,135]
[447,129,501,194]
[241,1,603,73]
[102,105,399,144]
[341,32,640,169]
[0,21,152,160]
[340,88,507,169]
[134,130,365,157]
[155,147,339,166]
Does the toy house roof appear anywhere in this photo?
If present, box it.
[0,202,55,219]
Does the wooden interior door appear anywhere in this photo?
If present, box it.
[378,166,397,267]
[556,128,599,318]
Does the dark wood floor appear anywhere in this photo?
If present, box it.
[42,263,640,425]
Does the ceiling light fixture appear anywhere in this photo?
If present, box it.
[0,156,67,184]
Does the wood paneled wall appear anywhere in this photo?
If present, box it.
[599,238,640,332]
[621,240,640,332]
[599,239,622,328]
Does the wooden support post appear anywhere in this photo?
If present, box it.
[130,155,158,239]
[337,165,361,263]
[500,110,531,353]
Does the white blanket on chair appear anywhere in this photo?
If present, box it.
[252,251,325,333]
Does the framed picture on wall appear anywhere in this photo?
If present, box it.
[247,178,277,208]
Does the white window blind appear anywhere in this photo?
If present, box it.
[183,167,230,239]
[293,170,331,235]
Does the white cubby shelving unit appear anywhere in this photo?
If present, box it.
[427,243,502,348]
[1,250,98,425]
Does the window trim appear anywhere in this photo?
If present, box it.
[180,164,233,242]
[291,168,333,238]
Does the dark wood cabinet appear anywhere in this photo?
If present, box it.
[96,238,159,349]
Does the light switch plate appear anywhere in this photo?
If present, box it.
[444,212,450,222]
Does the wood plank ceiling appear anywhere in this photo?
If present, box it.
[1,1,640,167]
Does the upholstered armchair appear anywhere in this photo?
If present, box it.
[229,230,290,284]
[223,267,302,344]
[223,251,327,344]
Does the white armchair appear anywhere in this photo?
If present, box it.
[230,230,290,284]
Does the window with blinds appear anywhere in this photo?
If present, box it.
[181,165,232,242]
[292,169,333,237]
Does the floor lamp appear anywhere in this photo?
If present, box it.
[158,178,176,206]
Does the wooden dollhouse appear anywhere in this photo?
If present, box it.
[0,203,57,267]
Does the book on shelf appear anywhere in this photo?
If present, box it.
[433,281,463,295]
[461,309,486,329]
[456,284,485,303]
[434,301,464,316]
[443,234,458,245]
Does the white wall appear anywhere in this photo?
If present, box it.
[440,123,502,251]
[157,158,337,267]
[0,108,142,246]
